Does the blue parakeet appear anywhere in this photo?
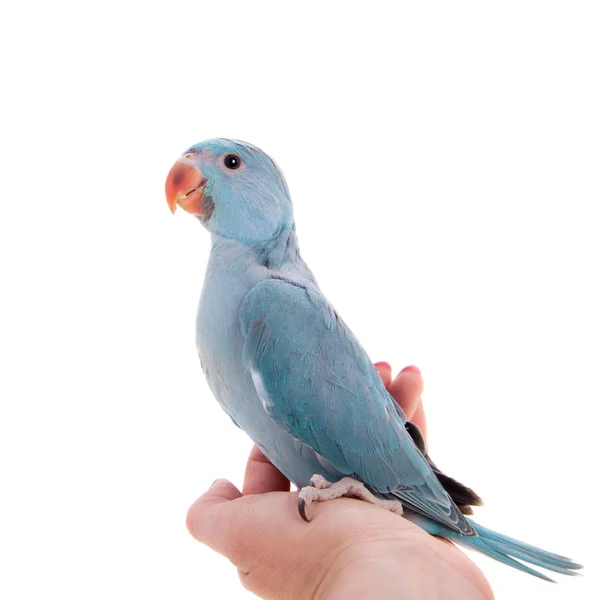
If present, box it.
[165,139,581,581]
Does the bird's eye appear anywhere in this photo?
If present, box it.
[185,153,193,159]
[223,154,242,170]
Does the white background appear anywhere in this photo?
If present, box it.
[1,2,598,599]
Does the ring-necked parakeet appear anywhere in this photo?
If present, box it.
[165,138,581,581]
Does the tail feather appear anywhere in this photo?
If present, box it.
[454,519,583,582]
[472,522,583,570]
[490,540,580,578]
[462,535,557,582]
[408,510,583,581]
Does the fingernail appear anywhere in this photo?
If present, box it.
[375,361,392,371]
[400,365,421,375]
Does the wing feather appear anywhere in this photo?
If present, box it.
[240,278,475,536]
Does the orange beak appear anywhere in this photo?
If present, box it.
[165,161,207,216]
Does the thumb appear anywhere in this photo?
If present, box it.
[186,479,242,549]
[198,478,242,505]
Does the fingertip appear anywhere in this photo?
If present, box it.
[243,446,290,495]
[400,365,421,375]
[186,500,201,539]
[205,478,243,503]
[389,365,424,420]
[186,479,242,541]
[375,361,393,388]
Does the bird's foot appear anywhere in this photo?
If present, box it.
[298,474,404,522]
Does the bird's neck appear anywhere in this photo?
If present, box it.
[210,225,300,269]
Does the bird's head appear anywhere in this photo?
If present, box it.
[165,139,293,243]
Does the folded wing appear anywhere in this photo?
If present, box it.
[240,278,475,536]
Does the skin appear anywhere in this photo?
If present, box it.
[186,365,495,600]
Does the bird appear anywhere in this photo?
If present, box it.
[165,138,581,581]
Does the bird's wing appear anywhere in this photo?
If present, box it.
[240,278,474,535]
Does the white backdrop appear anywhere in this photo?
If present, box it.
[1,2,598,599]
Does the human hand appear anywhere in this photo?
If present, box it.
[186,364,494,600]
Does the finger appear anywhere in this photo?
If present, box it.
[411,400,428,442]
[186,479,242,554]
[374,361,392,388]
[242,445,290,495]
[388,365,424,422]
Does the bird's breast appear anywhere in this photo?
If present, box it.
[195,256,267,422]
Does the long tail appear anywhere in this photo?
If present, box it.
[457,520,583,582]
[409,512,583,582]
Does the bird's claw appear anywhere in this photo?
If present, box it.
[298,497,310,522]
[297,474,404,523]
